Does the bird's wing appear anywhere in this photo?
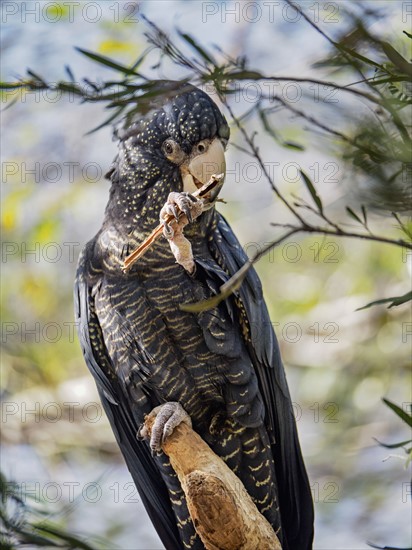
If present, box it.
[203,212,314,550]
[74,242,181,550]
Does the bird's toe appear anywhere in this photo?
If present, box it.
[141,402,192,454]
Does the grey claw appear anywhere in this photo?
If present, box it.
[170,204,179,222]
[184,206,193,223]
[136,424,145,440]
[162,222,174,239]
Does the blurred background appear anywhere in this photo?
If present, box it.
[1,1,411,549]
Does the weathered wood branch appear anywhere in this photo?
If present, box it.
[143,413,282,550]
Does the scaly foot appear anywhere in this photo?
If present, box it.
[138,402,192,454]
[159,192,204,273]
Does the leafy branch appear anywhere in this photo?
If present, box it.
[0,472,99,549]
[1,10,410,313]
[367,399,412,549]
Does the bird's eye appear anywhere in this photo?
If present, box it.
[162,139,185,164]
[164,141,174,155]
[197,143,207,154]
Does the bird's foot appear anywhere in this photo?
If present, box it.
[160,192,204,235]
[160,192,203,273]
[138,402,192,454]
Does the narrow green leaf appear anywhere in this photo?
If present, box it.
[338,43,387,71]
[388,291,412,307]
[65,64,75,82]
[75,47,141,76]
[403,30,412,39]
[83,78,100,92]
[259,109,278,139]
[356,291,412,311]
[368,543,412,550]
[97,89,132,102]
[284,141,305,150]
[225,70,264,80]
[178,32,215,65]
[392,213,412,240]
[369,75,411,86]
[181,261,252,312]
[27,70,46,84]
[0,82,24,89]
[346,206,363,224]
[259,109,304,150]
[130,49,148,73]
[381,42,412,77]
[34,524,96,550]
[85,106,126,135]
[1,97,19,111]
[361,205,367,225]
[57,82,84,96]
[300,171,323,213]
[383,398,412,427]
[374,437,412,449]
[6,528,61,547]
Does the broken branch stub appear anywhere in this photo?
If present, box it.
[143,413,282,550]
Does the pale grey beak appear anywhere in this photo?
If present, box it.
[181,138,226,205]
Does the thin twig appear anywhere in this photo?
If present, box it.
[283,0,411,144]
[183,223,411,312]
[122,174,224,272]
[271,222,411,249]
[221,96,307,225]
[252,76,379,104]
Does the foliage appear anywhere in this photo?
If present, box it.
[0,472,98,549]
[2,8,411,314]
[375,398,412,468]
[1,2,410,548]
[368,398,412,550]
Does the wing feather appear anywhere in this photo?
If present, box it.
[74,244,181,550]
[207,214,314,550]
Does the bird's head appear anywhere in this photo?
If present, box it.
[106,82,229,231]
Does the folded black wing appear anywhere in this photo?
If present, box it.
[207,214,314,550]
[74,244,181,550]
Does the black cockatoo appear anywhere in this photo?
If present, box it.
[75,82,314,550]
